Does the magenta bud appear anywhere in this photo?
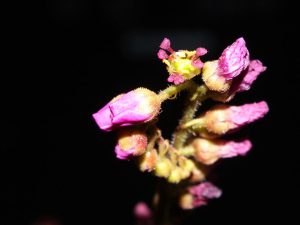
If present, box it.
[93,88,161,131]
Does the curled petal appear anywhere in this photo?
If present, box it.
[237,59,267,92]
[229,101,269,126]
[115,144,135,160]
[188,182,222,208]
[218,37,250,79]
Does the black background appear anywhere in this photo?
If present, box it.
[3,0,299,224]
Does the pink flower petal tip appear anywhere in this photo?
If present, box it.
[115,144,135,160]
[202,101,269,135]
[219,139,252,158]
[237,59,267,92]
[134,202,152,219]
[189,182,222,207]
[218,37,250,79]
[230,101,269,127]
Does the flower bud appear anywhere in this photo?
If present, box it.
[218,37,250,79]
[134,202,152,219]
[155,158,172,178]
[202,37,250,92]
[179,193,194,210]
[179,182,222,209]
[139,149,158,172]
[134,202,153,225]
[199,101,269,135]
[168,167,182,183]
[115,128,147,160]
[177,157,196,180]
[189,167,206,183]
[93,88,161,131]
[192,138,252,165]
[210,59,267,102]
[202,60,231,92]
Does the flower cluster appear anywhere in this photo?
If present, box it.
[93,37,268,213]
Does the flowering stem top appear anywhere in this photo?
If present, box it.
[92,37,269,225]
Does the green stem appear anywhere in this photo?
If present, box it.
[158,80,195,102]
[173,84,207,149]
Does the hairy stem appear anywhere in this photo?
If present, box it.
[158,80,195,102]
[173,84,207,149]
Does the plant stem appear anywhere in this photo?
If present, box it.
[158,81,195,102]
[154,181,172,225]
[173,84,207,149]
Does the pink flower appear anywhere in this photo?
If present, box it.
[92,88,161,131]
[115,128,147,160]
[134,202,152,219]
[157,37,207,84]
[200,101,269,135]
[180,182,222,209]
[202,37,250,92]
[134,202,153,225]
[192,138,252,165]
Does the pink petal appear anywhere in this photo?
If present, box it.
[92,103,113,131]
[237,59,267,92]
[219,139,252,158]
[230,101,269,126]
[92,89,160,131]
[189,182,222,207]
[218,37,250,79]
[114,144,135,160]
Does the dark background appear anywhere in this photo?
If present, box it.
[3,0,299,224]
